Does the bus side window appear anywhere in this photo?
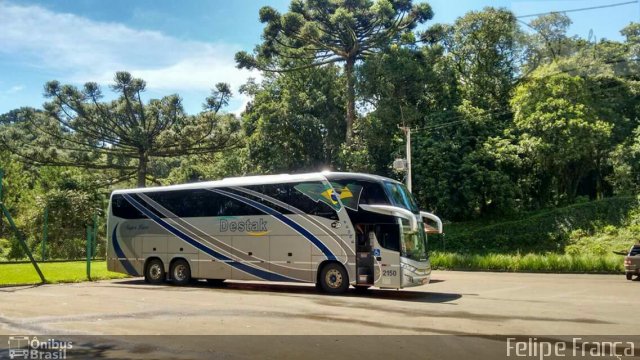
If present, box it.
[244,183,337,220]
[217,197,263,217]
[112,194,145,219]
[331,180,389,207]
[147,189,262,218]
[360,182,388,205]
[291,182,339,220]
[244,184,294,215]
[375,224,400,252]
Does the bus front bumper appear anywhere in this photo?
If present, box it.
[400,258,431,287]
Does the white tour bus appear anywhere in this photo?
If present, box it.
[107,172,443,294]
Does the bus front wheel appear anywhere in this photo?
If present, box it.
[171,259,191,286]
[319,263,349,294]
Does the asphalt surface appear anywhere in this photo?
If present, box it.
[0,271,637,359]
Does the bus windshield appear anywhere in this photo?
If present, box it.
[402,225,428,262]
[384,181,428,261]
[384,181,419,214]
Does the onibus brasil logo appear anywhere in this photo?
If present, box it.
[7,336,72,359]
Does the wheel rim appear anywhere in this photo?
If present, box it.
[174,264,188,281]
[149,263,163,281]
[325,268,343,289]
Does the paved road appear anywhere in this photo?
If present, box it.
[0,271,635,335]
[0,271,637,359]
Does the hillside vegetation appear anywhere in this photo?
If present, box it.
[441,196,639,255]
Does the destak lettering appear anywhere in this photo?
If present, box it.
[220,219,268,233]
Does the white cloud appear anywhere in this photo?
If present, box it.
[4,85,25,94]
[0,2,259,111]
[230,93,254,116]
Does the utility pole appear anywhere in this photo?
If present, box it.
[42,205,48,261]
[398,126,412,192]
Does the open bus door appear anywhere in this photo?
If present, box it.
[356,225,400,289]
[354,224,402,289]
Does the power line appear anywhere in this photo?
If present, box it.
[414,80,632,133]
[417,80,633,132]
[516,0,639,19]
[406,57,640,133]
[411,79,636,133]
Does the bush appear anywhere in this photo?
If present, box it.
[444,196,637,254]
[430,252,623,273]
[0,238,10,260]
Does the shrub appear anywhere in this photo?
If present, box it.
[444,197,637,254]
[0,238,10,260]
[603,225,618,235]
[430,252,623,273]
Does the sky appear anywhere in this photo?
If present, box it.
[0,0,638,115]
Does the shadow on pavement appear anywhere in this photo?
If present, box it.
[109,278,462,303]
[0,284,43,292]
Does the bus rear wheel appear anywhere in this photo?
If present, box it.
[171,259,191,286]
[319,263,349,294]
[145,259,165,285]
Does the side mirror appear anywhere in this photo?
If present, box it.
[420,211,443,234]
[359,204,418,232]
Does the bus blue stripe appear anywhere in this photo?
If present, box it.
[121,194,297,282]
[112,224,140,276]
[211,189,337,261]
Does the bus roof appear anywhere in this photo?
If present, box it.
[324,172,402,184]
[110,172,401,195]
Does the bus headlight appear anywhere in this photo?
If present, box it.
[401,263,417,273]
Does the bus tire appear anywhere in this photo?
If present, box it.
[319,263,349,294]
[144,258,165,284]
[206,279,226,286]
[170,259,191,286]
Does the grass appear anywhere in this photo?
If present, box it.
[0,261,129,286]
[0,254,625,286]
[430,251,624,273]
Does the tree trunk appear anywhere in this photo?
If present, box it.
[595,154,603,200]
[137,152,148,188]
[345,58,356,145]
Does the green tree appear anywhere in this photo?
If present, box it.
[0,150,38,242]
[358,44,458,175]
[236,0,434,143]
[240,64,346,173]
[609,126,640,195]
[399,8,526,219]
[409,101,519,219]
[621,22,640,80]
[427,7,525,111]
[166,147,251,184]
[30,187,97,259]
[511,72,613,203]
[526,13,574,64]
[0,72,238,187]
